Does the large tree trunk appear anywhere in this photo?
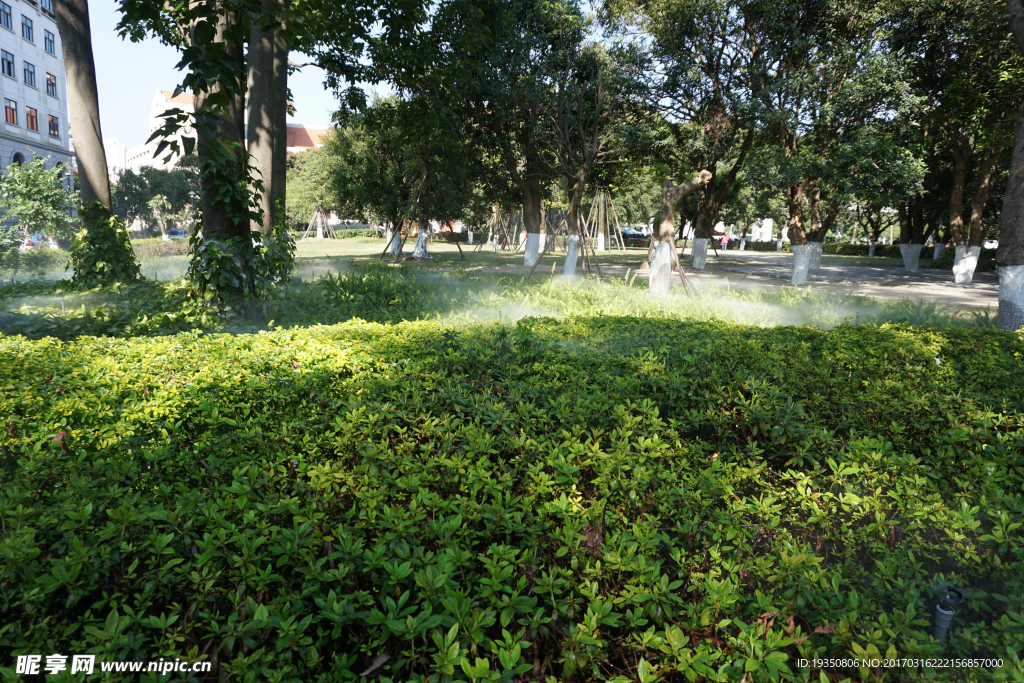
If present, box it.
[998,100,1024,329]
[650,171,710,292]
[998,0,1024,329]
[786,181,811,284]
[967,148,1000,248]
[807,189,836,270]
[898,196,926,271]
[246,0,287,235]
[689,173,720,270]
[271,6,288,230]
[563,177,584,277]
[412,217,430,258]
[948,138,970,247]
[522,181,543,266]
[194,9,253,296]
[693,173,721,241]
[55,0,111,221]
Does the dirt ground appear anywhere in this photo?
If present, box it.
[294,237,998,310]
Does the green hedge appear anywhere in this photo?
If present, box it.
[130,238,191,259]
[1,318,1022,681]
[0,247,69,276]
[743,240,790,252]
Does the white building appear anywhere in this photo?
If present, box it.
[0,0,73,186]
[123,89,195,173]
[117,89,331,174]
[103,136,126,180]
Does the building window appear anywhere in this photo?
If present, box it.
[0,2,10,30]
[41,0,52,11]
[44,29,54,54]
[5,98,17,126]
[46,72,56,96]
[25,106,36,131]
[23,61,34,87]
[48,114,59,138]
[21,15,31,42]
[1,50,13,78]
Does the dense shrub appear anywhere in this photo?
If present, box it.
[744,240,791,252]
[0,247,68,276]
[1,317,1022,682]
[337,228,382,239]
[69,208,143,286]
[131,238,191,259]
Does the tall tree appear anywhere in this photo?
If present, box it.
[761,0,911,284]
[458,0,569,266]
[997,0,1024,329]
[546,40,637,274]
[605,0,772,269]
[893,0,1022,283]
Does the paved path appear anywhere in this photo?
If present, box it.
[707,252,998,309]
[465,249,999,310]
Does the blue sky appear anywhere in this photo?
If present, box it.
[90,0,345,149]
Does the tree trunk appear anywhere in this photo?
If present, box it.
[246,0,286,235]
[997,0,1024,328]
[967,147,1001,248]
[55,0,111,221]
[948,138,970,246]
[412,217,430,258]
[998,98,1024,329]
[563,177,584,276]
[194,9,252,295]
[650,171,710,291]
[271,5,288,231]
[786,181,808,247]
[693,175,721,240]
[522,181,543,266]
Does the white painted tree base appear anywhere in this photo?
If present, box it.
[998,265,1024,331]
[412,227,430,258]
[390,232,403,256]
[563,235,579,277]
[467,231,474,244]
[868,242,876,257]
[691,238,709,270]
[933,244,945,261]
[597,233,606,251]
[523,232,541,267]
[900,243,923,272]
[649,240,674,294]
[776,240,783,251]
[791,244,810,285]
[739,238,746,250]
[808,242,823,270]
[953,246,981,284]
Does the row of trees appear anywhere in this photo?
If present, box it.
[52,0,1024,325]
[287,0,1023,289]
